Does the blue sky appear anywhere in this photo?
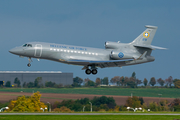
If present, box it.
[0,0,180,83]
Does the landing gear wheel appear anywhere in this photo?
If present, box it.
[27,57,32,67]
[85,69,91,75]
[92,69,97,75]
[27,63,31,67]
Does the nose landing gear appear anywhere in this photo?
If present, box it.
[27,57,32,67]
[27,63,31,67]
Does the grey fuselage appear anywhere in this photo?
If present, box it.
[9,42,155,68]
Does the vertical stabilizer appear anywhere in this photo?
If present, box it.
[130,25,158,46]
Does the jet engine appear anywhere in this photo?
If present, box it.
[105,41,119,49]
[105,41,127,49]
[110,50,134,60]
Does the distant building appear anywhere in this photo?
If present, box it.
[0,71,73,87]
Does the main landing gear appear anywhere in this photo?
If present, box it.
[84,65,98,75]
[27,57,32,67]
[85,69,98,75]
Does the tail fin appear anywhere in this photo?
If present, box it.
[130,25,158,46]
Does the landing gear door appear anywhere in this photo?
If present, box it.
[34,44,42,57]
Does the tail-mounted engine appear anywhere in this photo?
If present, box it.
[110,50,134,60]
[105,41,127,49]
[105,41,121,49]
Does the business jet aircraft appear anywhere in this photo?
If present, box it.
[9,25,166,75]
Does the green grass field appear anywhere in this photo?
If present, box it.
[0,88,180,98]
[0,115,180,120]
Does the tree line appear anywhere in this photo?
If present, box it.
[125,96,180,112]
[73,72,180,88]
[1,92,180,112]
[2,72,180,88]
[53,96,116,112]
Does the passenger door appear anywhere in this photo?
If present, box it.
[34,44,42,57]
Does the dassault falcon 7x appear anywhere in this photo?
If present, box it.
[9,25,166,75]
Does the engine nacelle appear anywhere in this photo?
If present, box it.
[110,51,134,60]
[105,41,119,49]
[105,41,126,49]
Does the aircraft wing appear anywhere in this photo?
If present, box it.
[68,59,133,63]
[67,59,134,68]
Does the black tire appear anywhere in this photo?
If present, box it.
[27,63,31,67]
[85,69,91,75]
[92,69,97,75]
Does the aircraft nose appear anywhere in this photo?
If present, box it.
[9,47,22,55]
[9,48,14,53]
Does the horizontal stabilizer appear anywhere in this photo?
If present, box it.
[68,59,134,63]
[151,45,167,50]
[134,45,167,50]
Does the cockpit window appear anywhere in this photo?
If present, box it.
[22,44,32,47]
[27,44,32,47]
[22,44,27,47]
